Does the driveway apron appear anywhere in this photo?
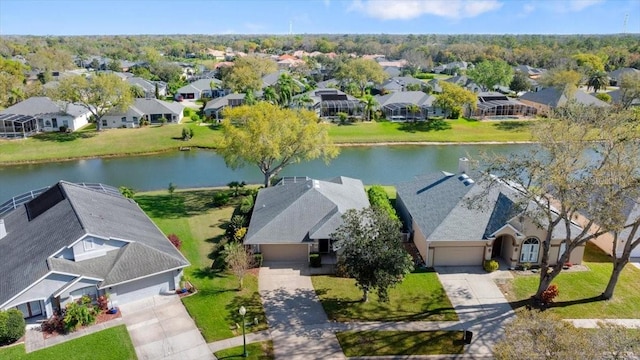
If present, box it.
[119,295,214,360]
[436,266,515,356]
[259,262,345,360]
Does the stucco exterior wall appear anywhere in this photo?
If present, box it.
[2,273,75,317]
[72,235,126,262]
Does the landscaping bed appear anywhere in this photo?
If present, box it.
[312,269,458,322]
[336,330,464,356]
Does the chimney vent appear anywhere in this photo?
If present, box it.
[0,219,6,239]
[458,157,470,174]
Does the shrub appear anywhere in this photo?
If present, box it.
[190,114,201,122]
[309,253,322,268]
[226,215,246,240]
[239,195,254,214]
[367,185,398,220]
[0,309,26,345]
[63,301,96,332]
[483,259,499,272]
[595,92,611,103]
[182,127,191,140]
[97,294,109,311]
[253,253,263,268]
[167,234,182,249]
[59,125,68,132]
[40,314,65,334]
[541,284,560,304]
[414,73,435,80]
[213,191,230,206]
[233,227,247,242]
[118,186,135,199]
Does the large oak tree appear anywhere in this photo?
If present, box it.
[219,102,338,187]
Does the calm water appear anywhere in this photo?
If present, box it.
[0,144,530,199]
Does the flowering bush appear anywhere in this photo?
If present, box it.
[541,284,560,304]
[168,234,182,249]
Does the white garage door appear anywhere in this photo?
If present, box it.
[433,246,484,266]
[260,244,309,262]
[631,247,640,258]
[113,273,175,305]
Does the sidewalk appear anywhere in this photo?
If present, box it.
[207,330,272,353]
[25,317,124,353]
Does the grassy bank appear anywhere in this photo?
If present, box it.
[135,188,268,342]
[0,118,533,164]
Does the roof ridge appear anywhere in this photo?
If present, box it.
[58,182,89,232]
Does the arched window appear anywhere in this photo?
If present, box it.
[520,237,540,263]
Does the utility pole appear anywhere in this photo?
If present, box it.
[623,13,628,34]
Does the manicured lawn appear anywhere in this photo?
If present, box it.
[312,270,458,322]
[0,117,533,164]
[0,121,221,164]
[336,330,464,356]
[213,341,274,360]
[135,188,268,342]
[0,325,136,360]
[504,243,640,318]
[328,118,533,144]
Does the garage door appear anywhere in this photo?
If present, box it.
[112,272,175,305]
[433,246,484,266]
[260,244,309,262]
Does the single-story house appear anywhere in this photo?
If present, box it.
[514,64,547,79]
[607,88,640,107]
[467,92,538,119]
[293,89,363,119]
[0,181,189,320]
[203,93,246,120]
[608,67,640,86]
[587,197,640,258]
[377,76,425,93]
[102,98,185,128]
[375,91,444,120]
[0,97,92,138]
[244,176,370,262]
[395,158,584,267]
[174,78,223,101]
[444,75,482,93]
[519,87,610,115]
[126,77,167,98]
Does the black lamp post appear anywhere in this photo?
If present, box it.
[239,306,248,357]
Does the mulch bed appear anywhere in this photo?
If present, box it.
[42,310,122,340]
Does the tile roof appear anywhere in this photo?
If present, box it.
[244,177,370,244]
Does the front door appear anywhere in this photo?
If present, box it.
[319,239,329,253]
[491,237,503,258]
[16,300,43,318]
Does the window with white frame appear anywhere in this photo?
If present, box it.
[520,237,540,263]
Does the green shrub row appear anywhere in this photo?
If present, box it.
[367,185,398,220]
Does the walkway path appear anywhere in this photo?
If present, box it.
[25,317,124,353]
[119,294,214,360]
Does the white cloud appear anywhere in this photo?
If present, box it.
[349,0,503,20]
[568,0,603,11]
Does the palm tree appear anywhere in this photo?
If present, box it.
[275,73,297,107]
[586,71,609,93]
[293,93,313,109]
[361,94,378,121]
[263,86,278,104]
[209,80,219,98]
[407,104,421,123]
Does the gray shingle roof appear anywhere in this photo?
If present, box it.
[0,181,188,306]
[396,172,521,241]
[107,98,184,117]
[375,91,436,107]
[0,97,91,118]
[244,177,370,244]
[519,88,610,108]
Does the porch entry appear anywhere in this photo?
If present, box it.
[16,300,43,318]
[491,236,503,258]
[319,239,333,254]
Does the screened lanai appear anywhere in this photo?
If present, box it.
[320,99,362,118]
[0,113,40,138]
[381,103,428,121]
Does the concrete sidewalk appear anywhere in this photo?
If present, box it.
[25,317,124,353]
[207,330,272,353]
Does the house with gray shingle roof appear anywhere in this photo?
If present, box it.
[0,181,189,320]
[375,91,444,120]
[175,78,223,101]
[101,98,185,128]
[519,87,609,115]
[244,176,370,262]
[0,97,92,138]
[377,76,425,93]
[395,158,584,267]
[126,77,167,98]
[608,67,640,86]
[203,93,247,120]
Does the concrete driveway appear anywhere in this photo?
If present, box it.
[119,295,214,360]
[259,262,345,360]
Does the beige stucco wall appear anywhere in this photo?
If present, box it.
[412,219,428,263]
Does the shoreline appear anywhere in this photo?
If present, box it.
[0,141,534,167]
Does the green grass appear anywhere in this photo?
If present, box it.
[505,243,640,318]
[0,117,533,164]
[364,184,396,200]
[135,189,268,342]
[0,325,136,360]
[312,270,458,322]
[213,341,274,360]
[328,118,533,144]
[336,330,464,356]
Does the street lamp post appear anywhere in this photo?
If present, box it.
[239,306,248,357]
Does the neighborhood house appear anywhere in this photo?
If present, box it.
[0,181,189,321]
[0,97,92,138]
[244,176,370,262]
[395,158,585,268]
[102,98,185,128]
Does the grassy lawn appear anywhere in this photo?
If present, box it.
[213,341,274,360]
[328,118,533,144]
[312,270,458,322]
[0,117,533,164]
[0,325,136,360]
[135,188,268,342]
[336,330,464,356]
[503,243,640,318]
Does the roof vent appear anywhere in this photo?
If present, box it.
[0,219,6,239]
[458,157,470,174]
[313,180,320,188]
[462,179,475,186]
[458,174,469,181]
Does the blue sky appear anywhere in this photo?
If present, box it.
[1,0,638,35]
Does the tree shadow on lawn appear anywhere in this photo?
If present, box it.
[492,121,531,132]
[192,266,226,279]
[135,191,216,219]
[32,131,97,142]
[225,291,266,332]
[398,119,451,133]
[508,295,605,312]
